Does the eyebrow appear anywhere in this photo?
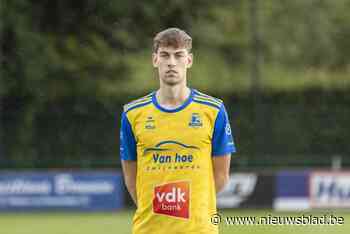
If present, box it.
[159,51,186,55]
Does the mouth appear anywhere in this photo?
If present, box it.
[166,70,177,74]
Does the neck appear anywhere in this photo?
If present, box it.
[156,85,191,108]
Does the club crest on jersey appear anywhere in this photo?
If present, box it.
[153,181,190,219]
[189,113,202,128]
[145,116,156,129]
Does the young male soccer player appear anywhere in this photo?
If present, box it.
[120,28,236,234]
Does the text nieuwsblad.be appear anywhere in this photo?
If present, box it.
[222,214,344,226]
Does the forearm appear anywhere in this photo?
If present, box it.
[212,155,231,194]
[214,174,229,193]
[125,182,137,206]
[121,160,138,207]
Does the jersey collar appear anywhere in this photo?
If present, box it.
[152,88,194,113]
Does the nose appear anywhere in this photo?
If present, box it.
[167,55,176,67]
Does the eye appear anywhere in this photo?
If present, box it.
[160,53,169,58]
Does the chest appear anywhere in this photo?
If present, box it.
[133,110,215,148]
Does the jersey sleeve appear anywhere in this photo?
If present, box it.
[120,112,137,161]
[211,103,236,156]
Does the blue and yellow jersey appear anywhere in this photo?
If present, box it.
[120,89,236,234]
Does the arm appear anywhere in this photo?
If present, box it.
[211,103,235,193]
[121,160,137,207]
[119,111,138,206]
[212,154,231,193]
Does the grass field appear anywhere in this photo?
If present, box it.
[0,209,348,234]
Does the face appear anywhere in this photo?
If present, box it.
[152,46,193,86]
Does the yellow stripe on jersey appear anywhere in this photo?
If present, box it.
[123,94,152,112]
[194,90,223,103]
[193,95,222,105]
[193,96,222,109]
[125,96,152,109]
[124,98,152,113]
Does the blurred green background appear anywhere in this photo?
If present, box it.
[0,210,348,234]
[1,0,350,169]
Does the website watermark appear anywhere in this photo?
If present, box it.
[210,213,345,226]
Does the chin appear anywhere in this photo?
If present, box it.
[162,77,182,86]
[163,80,181,86]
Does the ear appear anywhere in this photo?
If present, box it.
[152,53,158,68]
[186,53,193,68]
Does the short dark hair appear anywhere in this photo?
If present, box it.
[153,28,192,53]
